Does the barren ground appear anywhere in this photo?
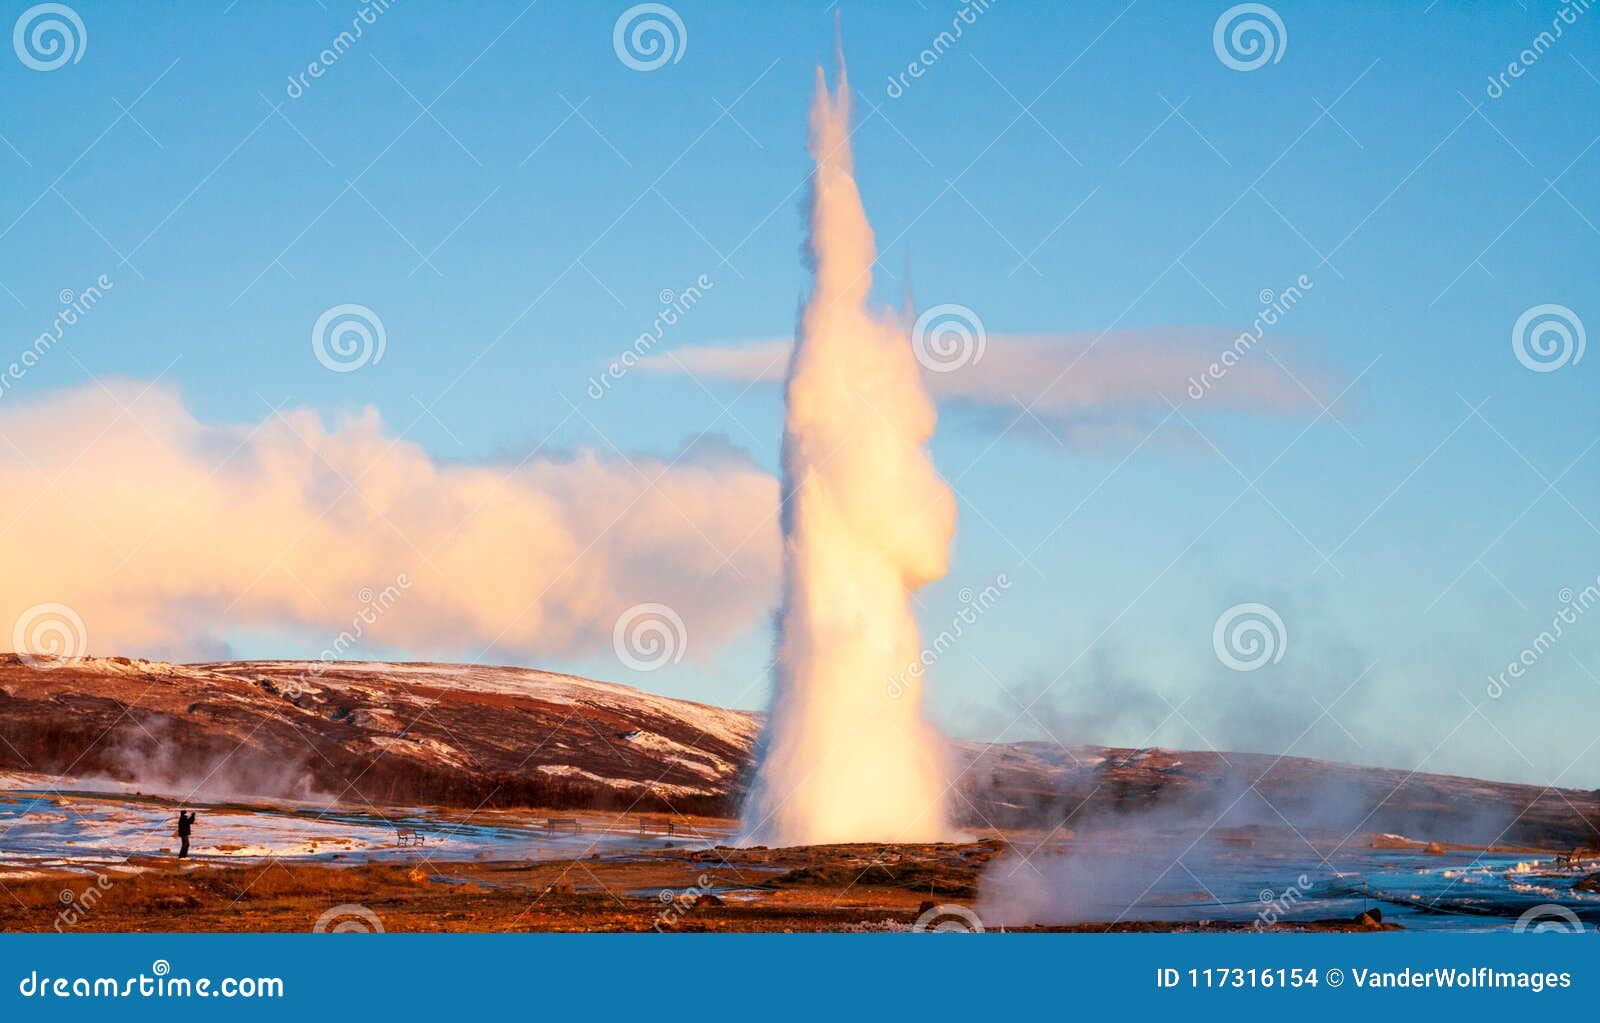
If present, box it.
[0,835,1409,933]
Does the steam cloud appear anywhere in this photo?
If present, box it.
[741,58,955,846]
[0,382,779,664]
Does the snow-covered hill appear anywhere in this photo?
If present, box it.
[1,655,1595,847]
[0,656,757,814]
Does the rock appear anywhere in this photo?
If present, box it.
[151,894,200,910]
[1424,842,1445,855]
[1573,872,1600,893]
[1354,908,1383,927]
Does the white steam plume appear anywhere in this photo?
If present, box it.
[741,57,956,846]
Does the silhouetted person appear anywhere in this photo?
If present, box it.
[176,810,195,859]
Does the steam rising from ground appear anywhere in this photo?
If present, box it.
[742,59,955,846]
[972,755,1518,927]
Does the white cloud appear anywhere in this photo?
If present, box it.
[645,329,1332,441]
[0,382,780,664]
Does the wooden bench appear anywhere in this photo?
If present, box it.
[543,817,582,834]
[636,817,678,836]
[396,827,424,847]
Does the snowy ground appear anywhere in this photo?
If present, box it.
[0,772,729,879]
[986,840,1600,932]
[6,772,1597,931]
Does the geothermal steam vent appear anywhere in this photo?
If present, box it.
[741,58,957,847]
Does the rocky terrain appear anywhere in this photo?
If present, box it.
[0,655,1595,848]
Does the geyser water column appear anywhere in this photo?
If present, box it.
[741,59,957,847]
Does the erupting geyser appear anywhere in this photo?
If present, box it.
[741,56,957,846]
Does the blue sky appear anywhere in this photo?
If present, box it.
[2,0,1598,787]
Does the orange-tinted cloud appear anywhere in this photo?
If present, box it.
[0,382,780,665]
